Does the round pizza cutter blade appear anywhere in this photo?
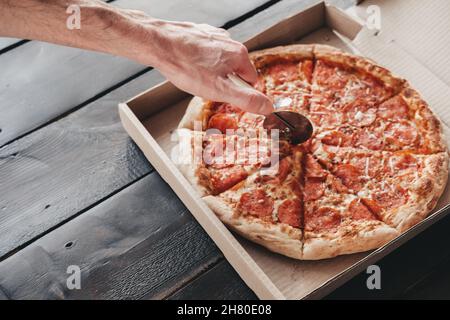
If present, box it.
[263,111,313,145]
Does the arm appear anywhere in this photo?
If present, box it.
[0,0,273,114]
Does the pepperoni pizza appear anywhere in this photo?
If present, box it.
[176,44,448,260]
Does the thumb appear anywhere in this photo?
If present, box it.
[220,78,274,115]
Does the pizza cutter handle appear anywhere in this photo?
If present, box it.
[227,73,255,89]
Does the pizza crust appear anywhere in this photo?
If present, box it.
[401,85,448,153]
[203,195,304,259]
[302,220,399,260]
[178,96,209,130]
[250,44,314,69]
[178,162,209,197]
[172,128,209,196]
[386,152,449,232]
[314,44,406,93]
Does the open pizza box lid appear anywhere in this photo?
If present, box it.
[119,0,450,299]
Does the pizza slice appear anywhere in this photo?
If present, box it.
[178,99,266,133]
[250,44,314,94]
[203,147,304,259]
[315,87,447,154]
[301,154,399,260]
[174,128,291,196]
[309,45,405,130]
[359,152,448,232]
[310,143,449,232]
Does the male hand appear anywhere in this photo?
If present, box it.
[125,12,274,115]
[0,0,274,115]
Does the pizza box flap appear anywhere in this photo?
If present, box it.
[350,0,450,95]
[119,0,450,299]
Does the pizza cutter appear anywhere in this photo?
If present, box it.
[228,74,313,144]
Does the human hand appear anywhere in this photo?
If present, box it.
[131,18,274,115]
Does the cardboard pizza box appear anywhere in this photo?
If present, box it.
[119,0,450,299]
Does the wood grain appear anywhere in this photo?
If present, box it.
[168,260,257,300]
[400,255,450,299]
[0,71,159,259]
[0,173,222,299]
[0,0,268,147]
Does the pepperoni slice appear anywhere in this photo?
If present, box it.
[276,157,292,183]
[278,199,302,227]
[321,129,353,147]
[333,164,364,191]
[361,198,383,216]
[254,173,277,185]
[267,61,301,85]
[305,154,327,179]
[211,166,248,194]
[349,199,377,221]
[377,95,409,120]
[238,112,265,130]
[213,103,243,114]
[354,128,385,150]
[314,60,348,90]
[304,178,326,201]
[344,103,377,127]
[351,154,381,178]
[309,105,343,128]
[373,187,408,210]
[305,207,341,232]
[390,153,418,171]
[238,189,274,218]
[210,162,233,170]
[330,175,349,193]
[347,74,391,105]
[385,121,419,147]
[290,180,303,198]
[207,113,239,133]
[254,156,292,185]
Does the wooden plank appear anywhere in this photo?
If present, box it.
[325,214,450,299]
[0,70,160,259]
[168,260,257,300]
[0,0,268,147]
[0,173,222,299]
[400,256,450,299]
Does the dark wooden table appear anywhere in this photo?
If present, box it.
[1,0,450,300]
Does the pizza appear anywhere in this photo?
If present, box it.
[176,44,449,260]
